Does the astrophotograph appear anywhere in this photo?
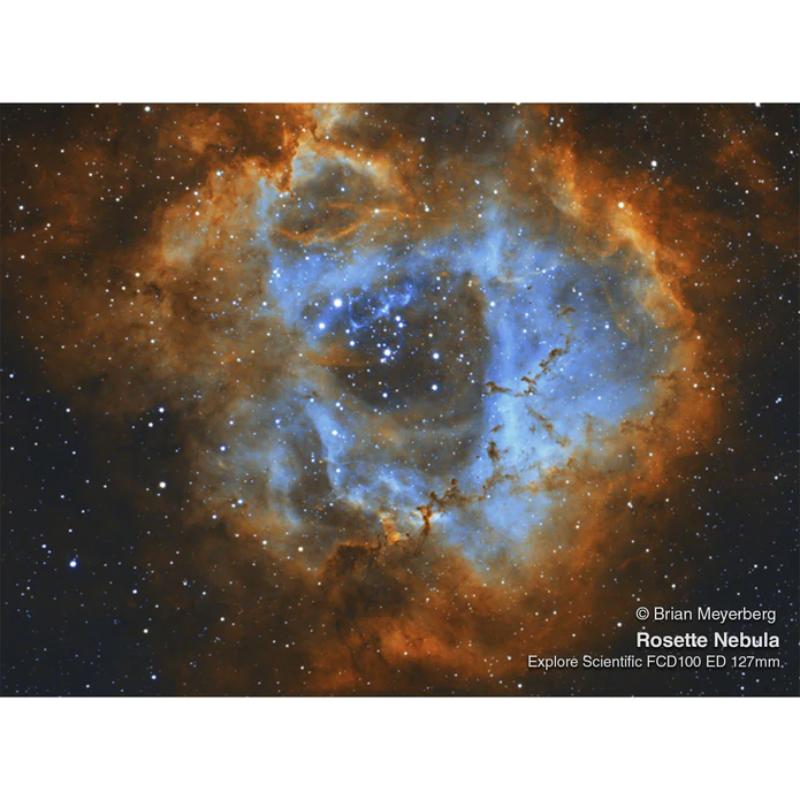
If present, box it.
[2,103,798,696]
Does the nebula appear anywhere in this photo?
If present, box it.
[2,104,797,695]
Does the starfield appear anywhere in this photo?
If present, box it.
[2,104,797,695]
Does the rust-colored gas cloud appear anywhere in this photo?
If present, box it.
[2,104,797,695]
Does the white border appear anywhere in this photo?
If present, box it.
[1,699,797,797]
[2,2,799,101]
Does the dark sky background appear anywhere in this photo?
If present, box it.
[2,104,798,696]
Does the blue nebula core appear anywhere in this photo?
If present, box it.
[200,148,680,569]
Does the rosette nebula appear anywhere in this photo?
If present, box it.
[2,104,797,695]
